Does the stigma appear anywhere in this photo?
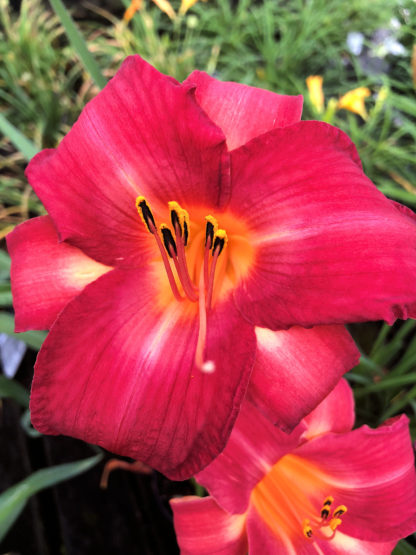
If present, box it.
[302,496,347,541]
[136,196,229,373]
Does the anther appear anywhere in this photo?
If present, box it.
[333,505,347,518]
[321,507,330,520]
[136,196,156,233]
[213,229,228,256]
[303,519,313,539]
[168,201,184,237]
[205,215,218,248]
[323,496,334,507]
[182,209,190,246]
[160,224,177,258]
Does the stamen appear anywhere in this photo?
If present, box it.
[206,229,228,310]
[303,519,313,539]
[302,497,347,542]
[169,202,197,297]
[182,209,190,246]
[168,201,184,237]
[213,229,228,256]
[136,197,184,302]
[160,224,178,257]
[205,215,218,247]
[333,505,347,518]
[203,216,217,290]
[136,196,156,233]
[195,267,215,373]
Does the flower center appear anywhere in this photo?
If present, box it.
[136,196,253,371]
[251,454,347,546]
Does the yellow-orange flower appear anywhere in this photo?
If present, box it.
[306,75,325,113]
[123,0,176,21]
[337,87,371,120]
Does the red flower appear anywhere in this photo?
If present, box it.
[7,56,416,478]
[171,380,416,553]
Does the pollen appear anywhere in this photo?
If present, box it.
[302,496,348,541]
[136,195,156,234]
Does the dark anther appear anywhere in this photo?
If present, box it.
[205,220,215,248]
[170,209,182,237]
[321,508,330,520]
[183,220,189,246]
[161,226,178,258]
[213,236,225,256]
[139,199,156,234]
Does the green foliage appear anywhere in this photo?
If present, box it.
[0,454,103,542]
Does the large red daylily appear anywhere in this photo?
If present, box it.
[7,56,416,479]
[172,380,416,554]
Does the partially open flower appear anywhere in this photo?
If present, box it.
[306,75,325,113]
[172,380,416,553]
[337,87,371,120]
[8,56,416,478]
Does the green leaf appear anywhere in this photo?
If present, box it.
[0,453,103,542]
[0,251,11,273]
[20,409,42,438]
[0,312,47,351]
[0,112,39,161]
[48,0,107,89]
[0,375,29,407]
[393,539,416,554]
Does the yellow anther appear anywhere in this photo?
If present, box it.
[136,195,156,234]
[205,215,218,235]
[302,519,313,539]
[329,517,342,531]
[333,505,347,518]
[323,496,334,507]
[213,229,228,256]
[214,229,228,244]
[168,201,183,214]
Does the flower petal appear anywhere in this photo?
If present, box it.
[171,496,247,554]
[302,378,355,439]
[196,400,305,514]
[184,70,303,150]
[30,267,256,479]
[6,216,111,331]
[246,508,396,554]
[247,326,359,430]
[229,121,416,328]
[294,415,416,542]
[26,56,229,267]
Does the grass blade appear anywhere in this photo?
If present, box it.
[0,113,39,160]
[49,0,107,89]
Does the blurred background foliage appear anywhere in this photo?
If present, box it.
[0,0,416,552]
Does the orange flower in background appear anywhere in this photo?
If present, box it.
[123,0,176,21]
[306,76,371,120]
[337,86,371,120]
[306,75,325,113]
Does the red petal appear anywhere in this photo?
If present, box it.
[30,267,256,479]
[6,216,111,331]
[184,71,303,150]
[171,496,247,554]
[295,415,416,542]
[196,400,305,514]
[246,507,397,554]
[302,378,355,439]
[229,121,416,328]
[248,326,359,430]
[26,56,229,267]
